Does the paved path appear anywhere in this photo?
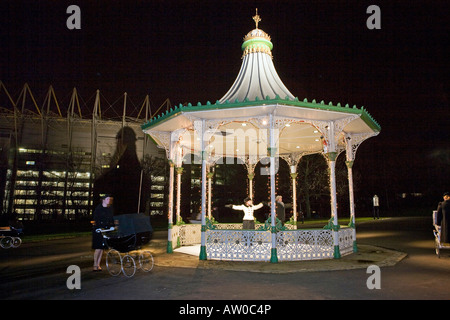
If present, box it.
[1,216,449,301]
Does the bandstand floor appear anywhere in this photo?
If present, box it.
[174,244,201,256]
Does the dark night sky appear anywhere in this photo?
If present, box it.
[1,0,449,199]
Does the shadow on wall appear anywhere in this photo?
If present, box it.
[93,126,149,215]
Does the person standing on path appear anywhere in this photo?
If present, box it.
[91,194,115,271]
[436,192,450,243]
[373,195,380,219]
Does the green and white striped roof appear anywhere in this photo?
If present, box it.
[142,14,380,159]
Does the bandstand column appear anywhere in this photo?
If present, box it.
[290,166,298,224]
[269,114,278,263]
[322,121,341,259]
[167,159,175,253]
[199,119,208,260]
[245,157,256,199]
[345,160,357,252]
[175,166,184,224]
[345,134,358,253]
[207,169,214,219]
[248,172,254,199]
[326,151,341,259]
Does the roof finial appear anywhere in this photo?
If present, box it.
[253,8,261,29]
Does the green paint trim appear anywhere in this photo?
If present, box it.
[141,97,380,133]
[145,133,158,146]
[205,217,218,230]
[325,152,337,162]
[353,241,358,253]
[242,38,273,51]
[167,240,173,254]
[333,245,341,259]
[199,245,207,260]
[348,220,355,228]
[323,218,341,231]
[270,248,278,263]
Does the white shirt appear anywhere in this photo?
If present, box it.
[232,203,263,220]
[373,195,379,207]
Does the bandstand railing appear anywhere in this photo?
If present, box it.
[172,221,354,262]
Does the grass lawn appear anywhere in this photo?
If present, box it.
[23,231,92,242]
[21,217,382,243]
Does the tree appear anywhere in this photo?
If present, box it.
[296,153,350,219]
[297,154,329,219]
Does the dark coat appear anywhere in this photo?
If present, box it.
[436,200,450,243]
[276,201,285,223]
[93,204,114,229]
[92,204,114,249]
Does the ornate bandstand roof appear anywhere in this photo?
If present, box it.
[142,10,380,163]
[219,10,295,103]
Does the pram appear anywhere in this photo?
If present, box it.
[97,213,154,277]
[432,210,450,258]
[0,226,23,249]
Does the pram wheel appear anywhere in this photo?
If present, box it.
[106,249,122,276]
[139,250,154,272]
[1,236,21,249]
[1,236,12,249]
[121,254,136,278]
[12,237,22,248]
[102,213,154,277]
[435,242,441,258]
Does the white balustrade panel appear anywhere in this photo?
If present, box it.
[174,224,201,247]
[276,229,334,261]
[206,230,272,261]
[174,224,353,261]
[338,227,354,255]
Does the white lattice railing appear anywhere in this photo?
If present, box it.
[172,223,353,261]
[276,229,334,261]
[172,224,201,247]
[172,222,296,247]
[338,227,354,255]
[207,230,272,261]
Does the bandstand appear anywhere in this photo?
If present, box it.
[141,11,380,262]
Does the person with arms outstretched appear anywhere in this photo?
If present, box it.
[226,197,263,229]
